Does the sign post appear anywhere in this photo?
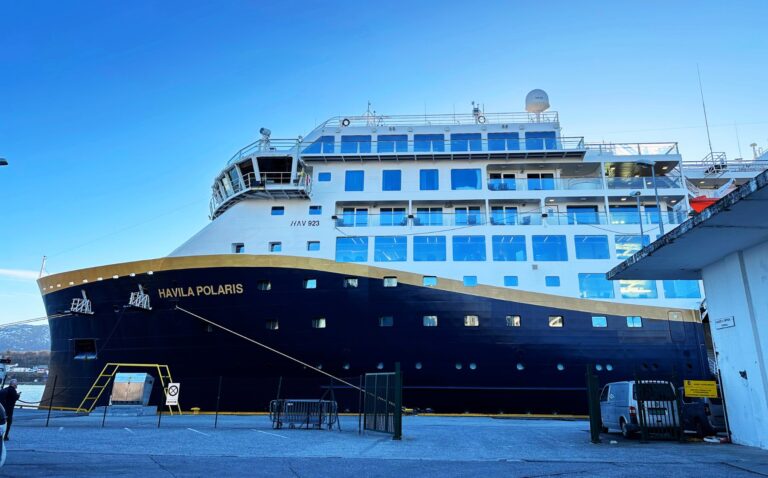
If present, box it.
[166,382,181,406]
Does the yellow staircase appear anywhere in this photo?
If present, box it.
[77,363,182,415]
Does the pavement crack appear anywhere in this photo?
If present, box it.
[149,455,178,477]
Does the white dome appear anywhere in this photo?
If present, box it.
[525,89,550,114]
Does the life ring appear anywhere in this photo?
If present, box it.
[476,115,486,124]
[341,118,351,127]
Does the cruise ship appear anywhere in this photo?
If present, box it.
[36,91,768,413]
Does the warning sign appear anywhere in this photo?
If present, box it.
[684,380,718,398]
[165,382,181,406]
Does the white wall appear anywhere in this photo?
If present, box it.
[702,240,768,449]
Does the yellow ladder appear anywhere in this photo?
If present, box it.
[77,363,182,415]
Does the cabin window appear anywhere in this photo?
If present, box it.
[379,316,394,327]
[422,276,438,287]
[455,206,482,225]
[341,135,372,154]
[413,236,446,261]
[488,132,520,151]
[574,235,610,259]
[627,316,643,328]
[303,279,317,289]
[532,235,568,261]
[271,206,285,216]
[414,134,444,153]
[265,320,279,331]
[545,276,560,287]
[377,134,408,153]
[450,133,482,152]
[382,170,402,191]
[307,241,320,251]
[548,316,564,328]
[492,235,526,261]
[490,205,518,223]
[340,207,368,227]
[374,236,407,262]
[303,135,335,154]
[525,131,557,150]
[312,318,327,329]
[503,276,519,287]
[256,280,271,291]
[422,315,438,327]
[318,172,331,182]
[450,168,482,190]
[73,339,97,360]
[452,235,486,261]
[380,207,407,226]
[415,207,443,226]
[592,316,608,328]
[345,170,365,191]
[269,242,282,252]
[309,205,322,215]
[463,276,478,287]
[335,237,368,262]
[619,280,658,299]
[419,169,439,190]
[383,276,398,287]
[464,315,480,327]
[232,243,245,254]
[343,278,359,288]
[506,315,521,327]
[578,273,615,299]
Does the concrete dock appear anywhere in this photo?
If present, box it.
[3,409,768,477]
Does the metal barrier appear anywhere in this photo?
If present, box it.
[635,379,682,441]
[362,363,402,440]
[269,399,339,430]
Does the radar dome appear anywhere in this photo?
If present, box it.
[525,89,550,114]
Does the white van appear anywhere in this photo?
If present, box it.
[599,380,679,438]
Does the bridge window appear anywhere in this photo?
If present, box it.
[506,315,521,327]
[451,133,481,152]
[532,235,568,261]
[414,134,444,152]
[492,235,526,261]
[488,132,520,151]
[452,235,486,261]
[232,243,245,254]
[422,315,438,327]
[271,206,285,216]
[545,276,560,287]
[525,131,556,150]
[627,316,643,328]
[335,237,368,262]
[302,135,335,154]
[414,236,446,261]
[309,205,322,215]
[451,169,482,190]
[307,241,320,251]
[345,170,365,191]
[464,315,480,327]
[574,235,610,259]
[619,280,658,299]
[548,316,564,328]
[504,276,519,287]
[592,316,607,328]
[318,172,331,182]
[382,170,402,191]
[578,273,615,299]
[419,169,439,190]
[374,236,407,262]
[341,135,372,154]
[377,134,408,153]
[73,339,97,360]
[662,280,702,298]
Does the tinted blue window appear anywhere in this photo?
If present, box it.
[619,280,658,299]
[377,134,408,153]
[420,169,439,190]
[574,235,610,259]
[527,174,554,191]
[451,133,481,152]
[345,170,364,191]
[309,205,322,215]
[303,135,335,154]
[307,241,320,251]
[374,236,407,262]
[413,236,446,261]
[318,172,331,182]
[463,276,478,286]
[644,205,660,224]
[271,206,284,216]
[414,134,445,152]
[578,273,615,298]
[615,235,650,259]
[450,169,482,190]
[335,237,368,262]
[452,235,486,261]
[488,132,520,151]
[545,276,560,287]
[491,207,518,225]
[415,207,442,226]
[525,131,556,150]
[504,276,519,287]
[567,206,599,225]
[610,206,640,225]
[341,135,372,154]
[492,235,526,261]
[380,208,407,226]
[663,280,701,298]
[382,170,401,191]
[532,235,568,261]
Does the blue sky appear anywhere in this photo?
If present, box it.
[1,1,767,323]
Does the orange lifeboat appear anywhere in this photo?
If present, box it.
[689,196,718,213]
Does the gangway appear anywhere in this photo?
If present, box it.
[77,363,181,415]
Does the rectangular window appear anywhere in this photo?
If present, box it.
[578,273,615,299]
[303,135,335,154]
[506,315,521,327]
[307,241,320,251]
[341,135,372,154]
[419,169,439,190]
[567,206,600,225]
[423,276,438,287]
[627,316,643,328]
[610,205,640,225]
[383,276,398,287]
[415,207,443,226]
[463,276,478,287]
[525,131,557,150]
[379,316,394,327]
[318,172,331,182]
[380,207,407,226]
[451,133,482,151]
[309,205,322,215]
[663,280,702,298]
[265,320,279,330]
[452,235,486,261]
[488,132,520,151]
[413,236,446,261]
[303,279,317,289]
[422,315,438,327]
[382,170,402,191]
[454,206,482,226]
[619,280,658,299]
[340,207,368,227]
[312,318,327,329]
[450,169,482,190]
[490,206,518,224]
[592,316,608,328]
[414,134,444,152]
[343,278,359,288]
[532,235,568,261]
[269,242,282,252]
[377,134,408,153]
[548,315,564,328]
[545,276,560,287]
[335,237,369,262]
[73,339,97,360]
[526,173,555,191]
[345,170,365,191]
[615,235,650,259]
[256,280,271,291]
[271,206,285,216]
[574,235,610,259]
[374,236,407,262]
[492,235,527,261]
[504,276,519,287]
[232,243,245,254]
[464,315,480,327]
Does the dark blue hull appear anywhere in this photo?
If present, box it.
[40,262,709,414]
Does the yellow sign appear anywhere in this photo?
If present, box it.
[684,380,718,398]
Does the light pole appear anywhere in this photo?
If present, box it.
[632,191,644,241]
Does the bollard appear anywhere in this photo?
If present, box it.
[214,376,222,429]
[45,375,58,428]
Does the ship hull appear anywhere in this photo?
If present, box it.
[39,258,709,414]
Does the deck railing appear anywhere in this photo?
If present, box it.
[585,142,679,156]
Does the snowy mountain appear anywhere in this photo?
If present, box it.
[0,325,50,352]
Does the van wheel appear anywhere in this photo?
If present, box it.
[620,419,633,438]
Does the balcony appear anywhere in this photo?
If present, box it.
[585,142,679,156]
[605,177,681,190]
[487,177,604,191]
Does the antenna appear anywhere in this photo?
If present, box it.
[734,121,743,160]
[38,256,47,278]
[697,64,715,159]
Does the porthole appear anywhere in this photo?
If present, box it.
[343,363,350,370]
[652,363,659,371]
[686,363,693,370]
[595,364,603,371]
[606,364,613,371]
[455,363,463,370]
[469,363,477,370]
[516,363,524,371]
[415,362,422,370]
[557,364,565,371]
[642,363,649,371]
[317,364,323,370]
[377,362,384,370]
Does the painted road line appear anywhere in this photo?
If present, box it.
[187,428,210,437]
[251,429,288,439]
